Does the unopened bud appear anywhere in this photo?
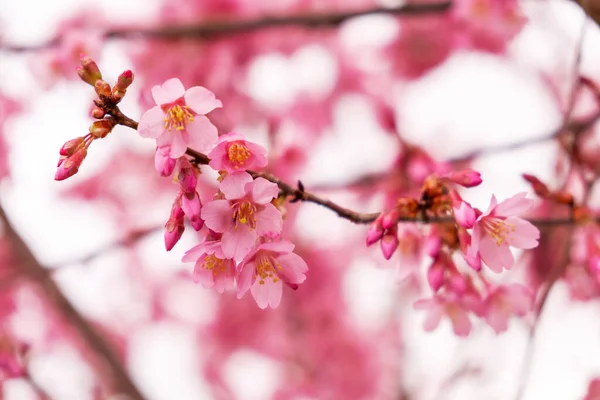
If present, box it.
[59,137,85,157]
[115,70,134,92]
[55,147,87,181]
[522,174,551,198]
[444,169,482,188]
[427,260,445,292]
[94,80,112,98]
[112,89,126,103]
[91,107,105,119]
[78,54,102,85]
[552,191,575,206]
[89,119,116,139]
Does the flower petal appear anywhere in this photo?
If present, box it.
[152,78,185,105]
[220,172,253,200]
[256,203,283,237]
[479,235,514,272]
[201,200,233,233]
[249,177,279,204]
[493,192,533,217]
[221,225,257,261]
[237,261,255,298]
[185,115,218,154]
[277,253,308,284]
[259,240,295,254]
[184,86,222,115]
[169,131,188,158]
[138,106,166,139]
[251,281,271,309]
[192,260,215,288]
[505,217,539,249]
[182,242,207,263]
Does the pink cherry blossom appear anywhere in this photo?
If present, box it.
[414,292,478,337]
[201,172,283,260]
[482,284,533,333]
[467,193,540,273]
[236,240,308,309]
[138,78,222,157]
[208,132,268,173]
[182,240,236,294]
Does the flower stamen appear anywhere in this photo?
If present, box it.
[164,105,194,131]
[482,218,515,246]
[227,143,252,169]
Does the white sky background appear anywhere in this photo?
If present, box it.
[2,0,600,399]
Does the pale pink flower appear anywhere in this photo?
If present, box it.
[208,132,268,173]
[201,172,283,260]
[414,293,478,337]
[154,145,176,176]
[237,240,308,309]
[182,240,236,294]
[468,193,540,273]
[482,284,533,333]
[138,78,222,157]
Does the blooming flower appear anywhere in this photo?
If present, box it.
[201,172,283,260]
[414,292,480,337]
[182,240,236,293]
[208,132,268,173]
[467,193,540,273]
[482,284,533,333]
[237,240,308,309]
[138,78,222,157]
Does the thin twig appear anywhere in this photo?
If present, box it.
[1,2,452,52]
[0,206,145,400]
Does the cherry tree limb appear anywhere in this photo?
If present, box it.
[1,2,452,52]
[0,205,146,400]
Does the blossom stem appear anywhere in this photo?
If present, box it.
[0,205,146,400]
[1,2,452,52]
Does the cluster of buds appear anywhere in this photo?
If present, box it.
[55,56,134,181]
[164,158,204,251]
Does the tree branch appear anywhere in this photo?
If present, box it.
[0,206,145,400]
[1,2,452,52]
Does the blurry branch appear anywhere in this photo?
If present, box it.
[1,2,452,52]
[514,21,589,400]
[0,205,146,400]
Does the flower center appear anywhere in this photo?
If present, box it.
[227,143,251,169]
[201,254,226,275]
[482,217,515,246]
[255,251,282,285]
[232,200,257,229]
[164,105,194,131]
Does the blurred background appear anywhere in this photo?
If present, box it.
[2,0,600,399]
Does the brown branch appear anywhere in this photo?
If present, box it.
[0,206,145,400]
[1,2,452,52]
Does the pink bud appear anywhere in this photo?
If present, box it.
[464,248,482,271]
[427,261,445,292]
[445,169,482,188]
[177,158,198,193]
[59,137,85,157]
[366,218,384,246]
[79,54,102,85]
[115,70,134,92]
[423,235,441,258]
[447,270,467,294]
[155,146,176,177]
[381,208,400,230]
[454,201,476,229]
[91,107,105,119]
[380,231,399,260]
[181,191,202,231]
[94,80,112,98]
[164,199,185,251]
[55,147,87,181]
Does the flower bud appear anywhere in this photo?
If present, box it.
[427,260,445,292]
[177,158,198,193]
[366,217,384,246]
[91,107,105,119]
[59,137,85,157]
[94,80,112,98]
[380,228,399,260]
[79,54,102,85]
[89,119,116,139]
[115,70,134,92]
[55,147,87,181]
[155,146,176,177]
[445,169,482,188]
[522,174,551,198]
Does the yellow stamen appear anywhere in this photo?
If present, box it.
[255,251,282,285]
[227,143,251,169]
[164,105,194,131]
[483,218,515,246]
[202,254,224,276]
[232,200,257,229]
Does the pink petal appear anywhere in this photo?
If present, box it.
[138,106,166,139]
[221,225,257,261]
[201,200,233,233]
[468,223,482,258]
[493,192,533,217]
[246,142,268,169]
[193,261,215,288]
[422,306,443,332]
[237,261,256,298]
[268,280,283,308]
[207,142,228,171]
[251,281,270,309]
[277,253,308,284]
[256,203,283,237]
[454,202,476,229]
[182,242,207,263]
[169,131,188,158]
[479,235,514,272]
[186,115,218,154]
[482,194,498,216]
[449,308,472,337]
[213,260,235,294]
[250,178,279,204]
[505,217,539,249]
[505,284,533,316]
[259,240,295,254]
[184,86,222,115]
[485,307,509,334]
[220,172,253,200]
[152,78,185,105]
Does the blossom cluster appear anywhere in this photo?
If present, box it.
[367,170,540,335]
[138,78,308,309]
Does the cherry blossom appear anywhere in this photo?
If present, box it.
[183,239,236,293]
[208,132,268,172]
[138,78,222,157]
